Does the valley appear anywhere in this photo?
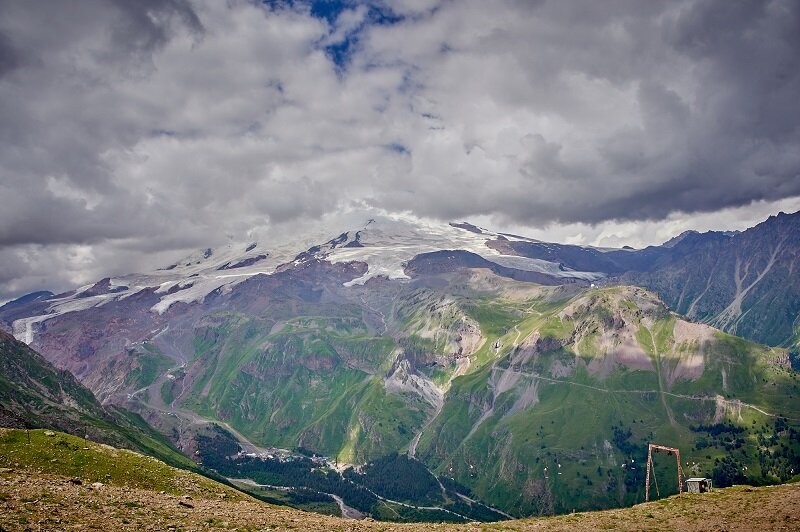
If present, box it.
[2,214,800,521]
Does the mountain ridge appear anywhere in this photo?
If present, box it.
[1,212,799,518]
[622,210,800,347]
[6,211,798,348]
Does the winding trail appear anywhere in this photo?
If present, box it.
[455,492,514,519]
[512,324,522,347]
[229,478,364,519]
[338,476,473,521]
[216,421,276,455]
[487,367,796,421]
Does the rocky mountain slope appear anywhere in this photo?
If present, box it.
[484,211,800,347]
[0,330,197,472]
[622,211,800,348]
[2,429,799,531]
[5,273,798,516]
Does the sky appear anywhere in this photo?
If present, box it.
[0,0,799,301]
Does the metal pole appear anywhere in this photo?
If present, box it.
[645,444,652,501]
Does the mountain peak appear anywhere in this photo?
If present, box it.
[661,230,699,248]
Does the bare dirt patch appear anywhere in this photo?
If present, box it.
[663,319,715,386]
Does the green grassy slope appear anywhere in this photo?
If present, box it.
[0,428,249,496]
[176,310,423,463]
[0,331,197,472]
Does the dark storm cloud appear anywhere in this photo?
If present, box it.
[0,30,22,77]
[108,0,204,52]
[363,0,800,225]
[0,0,798,300]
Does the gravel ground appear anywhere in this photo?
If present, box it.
[1,470,798,531]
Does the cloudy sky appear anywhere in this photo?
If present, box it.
[1,0,799,301]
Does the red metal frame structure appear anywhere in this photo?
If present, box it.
[645,443,684,502]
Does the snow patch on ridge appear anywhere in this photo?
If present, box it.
[325,215,604,285]
[8,213,605,342]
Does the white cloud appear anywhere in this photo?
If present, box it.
[474,195,800,249]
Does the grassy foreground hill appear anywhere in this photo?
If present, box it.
[1,428,799,531]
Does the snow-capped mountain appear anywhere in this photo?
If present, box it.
[4,211,799,351]
[5,214,605,344]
